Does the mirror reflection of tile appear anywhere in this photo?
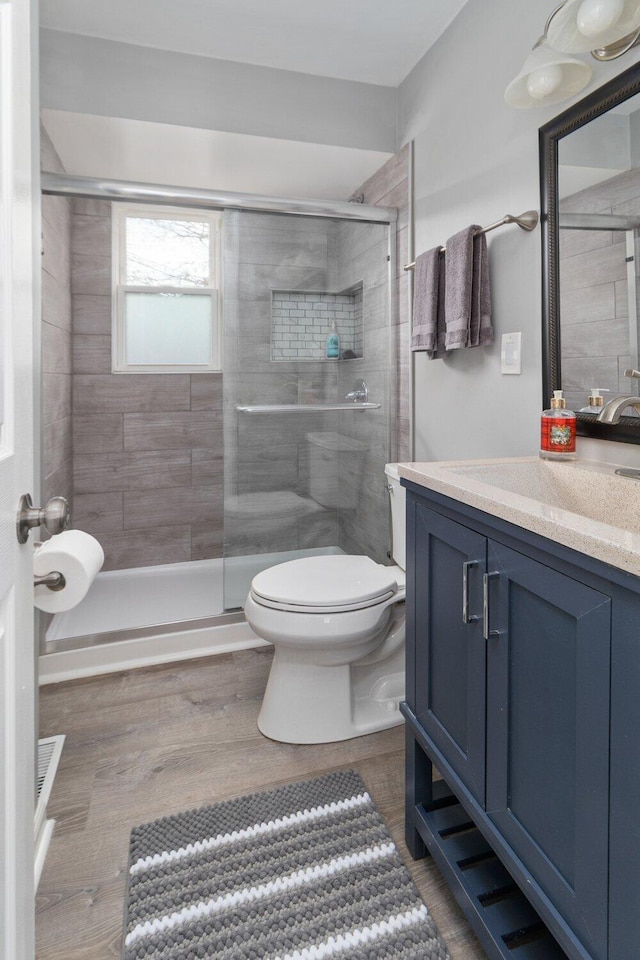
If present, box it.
[559,165,640,413]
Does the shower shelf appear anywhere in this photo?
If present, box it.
[236,402,381,414]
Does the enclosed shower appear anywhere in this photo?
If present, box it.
[39,166,398,671]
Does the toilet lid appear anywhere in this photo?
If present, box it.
[251,555,398,610]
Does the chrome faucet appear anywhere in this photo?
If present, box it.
[597,396,640,423]
[344,378,368,403]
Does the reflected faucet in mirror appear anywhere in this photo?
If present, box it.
[598,395,640,422]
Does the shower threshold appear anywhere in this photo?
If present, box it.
[40,548,343,683]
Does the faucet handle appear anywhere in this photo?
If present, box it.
[623,368,640,379]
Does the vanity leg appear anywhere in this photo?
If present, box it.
[405,725,431,860]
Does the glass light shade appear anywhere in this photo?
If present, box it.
[546,0,640,52]
[504,45,592,109]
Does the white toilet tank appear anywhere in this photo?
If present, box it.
[307,432,367,509]
[385,463,406,570]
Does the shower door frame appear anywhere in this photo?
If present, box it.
[40,173,398,651]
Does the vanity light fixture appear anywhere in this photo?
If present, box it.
[547,0,640,59]
[505,0,640,108]
[504,40,592,108]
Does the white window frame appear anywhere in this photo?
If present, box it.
[112,203,222,374]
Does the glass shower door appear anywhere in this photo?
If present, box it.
[222,209,392,610]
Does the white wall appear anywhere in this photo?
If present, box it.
[40,29,397,153]
[40,110,392,202]
[398,0,640,466]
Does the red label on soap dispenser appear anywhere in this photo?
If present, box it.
[540,416,576,453]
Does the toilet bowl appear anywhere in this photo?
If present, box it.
[244,464,406,744]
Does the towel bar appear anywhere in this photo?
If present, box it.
[403,210,539,271]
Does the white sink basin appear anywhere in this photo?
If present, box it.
[447,459,640,534]
[398,457,640,577]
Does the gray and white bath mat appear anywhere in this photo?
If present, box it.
[122,769,450,959]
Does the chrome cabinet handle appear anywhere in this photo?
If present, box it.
[16,493,70,544]
[462,560,479,623]
[483,571,500,640]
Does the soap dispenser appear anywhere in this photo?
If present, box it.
[579,388,609,413]
[326,320,340,360]
[540,390,576,460]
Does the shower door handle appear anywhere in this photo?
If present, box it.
[16,493,70,543]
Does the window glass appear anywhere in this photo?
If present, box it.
[124,291,212,365]
[125,216,211,287]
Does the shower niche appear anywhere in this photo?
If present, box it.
[271,282,363,361]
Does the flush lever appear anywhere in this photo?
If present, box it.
[16,493,70,544]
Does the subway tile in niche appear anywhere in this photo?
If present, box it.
[271,286,363,362]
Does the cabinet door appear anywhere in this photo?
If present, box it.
[485,541,610,960]
[413,502,486,803]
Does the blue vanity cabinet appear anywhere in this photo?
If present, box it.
[403,482,617,960]
[412,500,487,804]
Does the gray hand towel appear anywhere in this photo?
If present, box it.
[469,231,493,347]
[444,225,478,350]
[411,247,442,354]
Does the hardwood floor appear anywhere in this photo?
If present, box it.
[36,648,485,959]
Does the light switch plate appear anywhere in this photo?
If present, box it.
[501,332,521,375]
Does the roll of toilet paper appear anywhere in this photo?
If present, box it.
[33,530,104,613]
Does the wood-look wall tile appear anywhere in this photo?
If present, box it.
[44,416,72,479]
[43,320,72,375]
[42,374,72,425]
[73,493,124,534]
[71,214,111,258]
[124,485,223,530]
[42,220,71,285]
[561,317,629,359]
[560,242,627,292]
[42,268,72,332]
[42,458,73,511]
[72,335,112,374]
[358,145,409,205]
[191,448,224,484]
[71,253,111,296]
[560,282,616,326]
[73,375,191,414]
[190,374,223,411]
[42,195,71,243]
[237,264,329,301]
[123,412,222,451]
[71,197,112,218]
[74,451,191,493]
[98,527,192,571]
[72,295,111,336]
[73,415,123,454]
[190,522,224,560]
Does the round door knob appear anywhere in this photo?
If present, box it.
[16,494,70,544]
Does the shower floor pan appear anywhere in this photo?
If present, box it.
[45,558,228,646]
[45,547,344,651]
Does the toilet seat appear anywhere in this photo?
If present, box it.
[250,555,399,614]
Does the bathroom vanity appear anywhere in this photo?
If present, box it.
[399,458,640,960]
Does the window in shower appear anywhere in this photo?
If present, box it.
[112,204,221,373]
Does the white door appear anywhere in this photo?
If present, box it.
[0,0,39,958]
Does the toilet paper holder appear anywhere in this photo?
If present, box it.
[34,571,66,591]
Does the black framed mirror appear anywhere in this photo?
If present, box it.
[541,62,640,444]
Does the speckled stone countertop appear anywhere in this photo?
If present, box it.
[399,456,640,578]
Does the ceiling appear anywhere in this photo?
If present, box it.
[39,0,471,87]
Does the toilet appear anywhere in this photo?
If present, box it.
[244,463,406,744]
